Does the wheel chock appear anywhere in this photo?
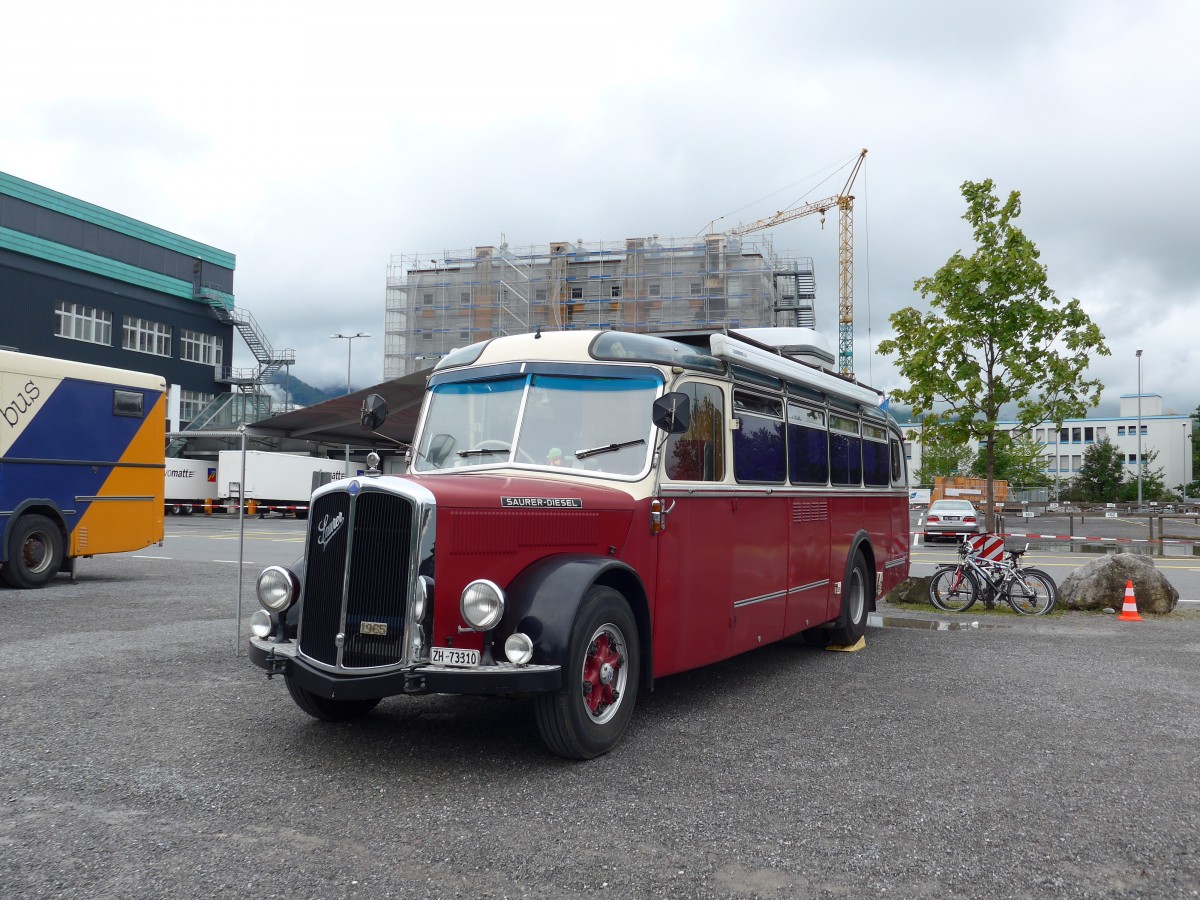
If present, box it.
[825,636,867,652]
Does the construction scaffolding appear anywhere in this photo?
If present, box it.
[384,235,816,378]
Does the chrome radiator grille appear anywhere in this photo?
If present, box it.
[299,488,415,669]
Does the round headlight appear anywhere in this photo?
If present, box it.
[257,565,297,612]
[250,609,273,638]
[460,579,505,631]
[504,632,534,666]
[412,575,431,622]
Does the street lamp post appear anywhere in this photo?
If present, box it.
[1136,349,1143,511]
[332,332,370,476]
[1183,422,1192,504]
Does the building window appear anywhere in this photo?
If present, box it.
[122,317,172,357]
[1140,425,1148,435]
[460,291,471,306]
[180,330,224,368]
[1071,455,1081,470]
[649,282,661,297]
[179,389,215,422]
[459,329,470,340]
[1128,454,1137,464]
[535,289,547,303]
[571,287,583,300]
[1071,427,1081,443]
[1084,427,1094,442]
[610,285,621,299]
[54,301,112,345]
[689,282,702,297]
[1118,426,1126,436]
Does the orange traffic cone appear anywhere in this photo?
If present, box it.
[1117,580,1143,622]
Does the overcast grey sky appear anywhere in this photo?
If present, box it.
[3,0,1197,417]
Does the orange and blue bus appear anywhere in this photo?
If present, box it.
[0,349,165,588]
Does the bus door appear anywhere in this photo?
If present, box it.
[654,382,732,675]
[784,403,833,634]
[726,389,789,656]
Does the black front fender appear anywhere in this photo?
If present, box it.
[500,554,651,691]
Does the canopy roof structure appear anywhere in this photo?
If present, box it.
[246,369,430,448]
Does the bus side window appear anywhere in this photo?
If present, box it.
[787,403,828,485]
[829,413,862,486]
[732,389,785,484]
[113,389,144,417]
[664,383,725,482]
[889,437,906,485]
[863,423,890,486]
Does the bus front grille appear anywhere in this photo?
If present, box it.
[299,489,415,670]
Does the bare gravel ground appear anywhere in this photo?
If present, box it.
[2,555,1198,899]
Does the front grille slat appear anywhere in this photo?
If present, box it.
[298,487,416,671]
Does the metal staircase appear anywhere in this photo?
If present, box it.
[774,261,817,328]
[197,284,296,383]
[167,284,296,457]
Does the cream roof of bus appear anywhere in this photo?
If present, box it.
[0,349,165,390]
[467,330,622,368]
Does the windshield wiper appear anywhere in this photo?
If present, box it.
[574,438,646,460]
[457,448,508,458]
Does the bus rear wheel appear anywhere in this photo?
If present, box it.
[2,514,64,589]
[535,586,640,760]
[828,552,870,647]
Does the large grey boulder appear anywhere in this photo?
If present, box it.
[1057,552,1178,614]
[885,576,933,605]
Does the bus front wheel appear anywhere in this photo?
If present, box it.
[285,677,380,722]
[534,586,640,760]
[2,514,64,589]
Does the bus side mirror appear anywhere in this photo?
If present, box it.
[652,392,691,435]
[361,393,388,431]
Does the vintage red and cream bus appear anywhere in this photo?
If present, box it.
[249,328,910,758]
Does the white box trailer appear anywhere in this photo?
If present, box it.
[217,451,346,518]
[164,458,218,515]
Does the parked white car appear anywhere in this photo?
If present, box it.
[923,499,984,543]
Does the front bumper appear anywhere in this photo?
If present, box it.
[248,636,562,699]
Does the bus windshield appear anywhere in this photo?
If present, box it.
[413,373,661,476]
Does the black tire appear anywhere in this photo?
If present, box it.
[828,553,871,646]
[1,514,64,589]
[929,565,978,613]
[1004,570,1056,616]
[285,677,380,721]
[1022,568,1059,611]
[534,585,640,760]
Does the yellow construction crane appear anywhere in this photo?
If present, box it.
[727,148,867,378]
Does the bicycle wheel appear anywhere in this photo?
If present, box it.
[1023,568,1059,612]
[929,565,979,612]
[1004,570,1055,615]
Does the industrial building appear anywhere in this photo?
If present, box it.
[0,171,292,437]
[384,236,817,379]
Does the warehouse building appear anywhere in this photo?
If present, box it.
[0,171,291,434]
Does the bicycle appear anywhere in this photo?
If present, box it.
[928,539,1058,615]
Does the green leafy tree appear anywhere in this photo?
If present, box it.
[913,432,974,484]
[970,431,1051,487]
[1119,448,1168,503]
[1072,437,1126,502]
[878,179,1110,529]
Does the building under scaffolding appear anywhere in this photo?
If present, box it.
[384,235,817,378]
